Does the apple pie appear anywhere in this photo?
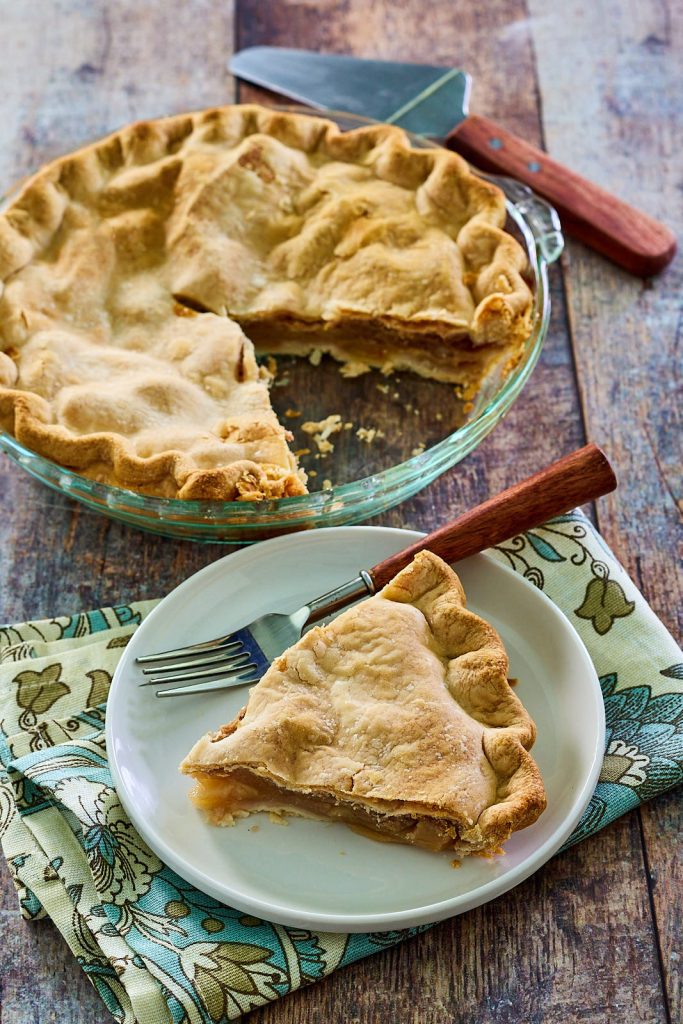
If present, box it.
[180,551,546,855]
[0,105,533,499]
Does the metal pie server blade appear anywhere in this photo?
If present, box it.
[229,46,470,137]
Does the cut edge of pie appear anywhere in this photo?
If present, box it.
[0,105,534,500]
[180,550,547,855]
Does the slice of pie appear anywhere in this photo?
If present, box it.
[180,551,546,855]
[0,105,533,499]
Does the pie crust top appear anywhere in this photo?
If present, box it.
[0,105,533,500]
[181,551,546,854]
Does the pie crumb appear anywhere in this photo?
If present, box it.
[344,422,353,430]
[308,347,323,366]
[376,383,390,395]
[308,469,317,477]
[411,444,425,457]
[302,414,342,436]
[356,426,386,444]
[339,360,371,378]
[294,448,311,457]
[248,825,260,833]
[322,478,332,490]
[302,414,343,453]
[474,846,505,859]
[269,812,288,826]
[450,859,462,869]
[284,408,301,418]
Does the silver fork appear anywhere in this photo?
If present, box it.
[136,444,616,698]
[137,569,375,697]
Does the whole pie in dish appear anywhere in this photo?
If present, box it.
[0,105,533,500]
[180,551,546,855]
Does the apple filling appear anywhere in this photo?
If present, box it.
[188,768,467,852]
[240,314,519,389]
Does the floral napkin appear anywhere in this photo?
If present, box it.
[0,509,681,1024]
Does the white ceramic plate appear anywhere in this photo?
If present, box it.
[106,527,604,933]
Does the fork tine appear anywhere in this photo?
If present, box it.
[141,643,244,676]
[155,667,261,698]
[139,653,252,686]
[135,633,237,665]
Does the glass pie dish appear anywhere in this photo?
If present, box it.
[0,111,564,543]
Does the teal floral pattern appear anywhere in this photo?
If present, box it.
[0,521,681,1023]
[494,512,637,634]
[52,779,163,904]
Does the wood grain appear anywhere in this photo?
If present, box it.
[526,0,683,641]
[0,0,680,1022]
[640,790,683,1022]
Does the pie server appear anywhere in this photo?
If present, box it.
[229,46,676,277]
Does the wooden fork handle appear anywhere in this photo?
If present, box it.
[368,443,617,590]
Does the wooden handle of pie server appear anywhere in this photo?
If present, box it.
[368,443,617,590]
[446,115,676,277]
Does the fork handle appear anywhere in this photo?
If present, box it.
[368,443,616,591]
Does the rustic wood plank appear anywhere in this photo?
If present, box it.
[1,915,110,1024]
[527,3,683,1020]
[640,791,682,1023]
[526,0,683,639]
[0,0,236,184]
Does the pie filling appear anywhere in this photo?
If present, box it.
[240,316,513,388]
[189,768,466,852]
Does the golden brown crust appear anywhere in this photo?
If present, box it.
[181,551,546,854]
[0,105,532,499]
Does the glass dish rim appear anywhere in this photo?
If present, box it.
[0,107,562,533]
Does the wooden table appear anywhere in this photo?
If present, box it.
[0,1,680,1021]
